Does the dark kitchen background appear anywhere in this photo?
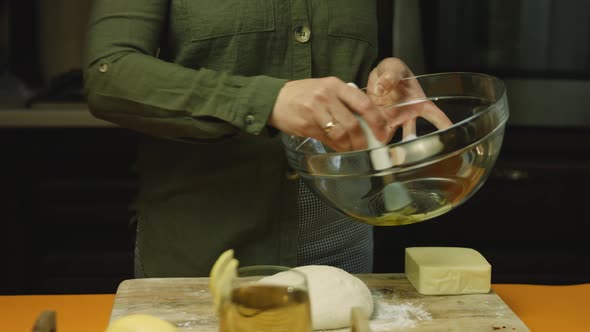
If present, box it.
[1,0,589,295]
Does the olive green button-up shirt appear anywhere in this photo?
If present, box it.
[84,0,381,277]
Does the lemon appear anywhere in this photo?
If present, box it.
[105,314,177,332]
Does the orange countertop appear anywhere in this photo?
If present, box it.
[2,284,589,332]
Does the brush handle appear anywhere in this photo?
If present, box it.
[347,83,392,171]
[357,116,393,171]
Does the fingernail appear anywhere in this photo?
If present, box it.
[403,133,417,142]
[383,73,394,81]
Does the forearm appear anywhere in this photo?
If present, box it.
[85,52,286,139]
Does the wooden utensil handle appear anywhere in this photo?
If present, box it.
[31,310,56,332]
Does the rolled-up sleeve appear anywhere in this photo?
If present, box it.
[83,0,287,139]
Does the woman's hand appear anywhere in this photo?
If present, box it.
[366,58,452,140]
[268,77,391,152]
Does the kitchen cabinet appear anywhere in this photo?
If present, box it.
[0,108,115,128]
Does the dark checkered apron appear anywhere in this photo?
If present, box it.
[296,179,373,273]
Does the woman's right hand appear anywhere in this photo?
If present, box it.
[268,77,391,152]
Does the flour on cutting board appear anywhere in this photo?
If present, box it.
[320,290,432,332]
[370,300,431,330]
[369,291,432,331]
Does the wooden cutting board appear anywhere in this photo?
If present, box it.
[109,274,529,332]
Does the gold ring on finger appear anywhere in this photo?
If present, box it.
[323,121,337,134]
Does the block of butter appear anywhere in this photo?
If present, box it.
[405,247,492,295]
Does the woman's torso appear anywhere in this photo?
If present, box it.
[133,0,379,277]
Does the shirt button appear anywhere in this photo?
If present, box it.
[294,25,311,43]
[98,63,109,73]
[245,114,255,125]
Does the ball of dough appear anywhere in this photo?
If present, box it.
[105,314,178,332]
[260,265,374,330]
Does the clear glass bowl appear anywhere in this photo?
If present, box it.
[281,72,509,226]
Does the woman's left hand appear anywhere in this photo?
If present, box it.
[366,58,453,141]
